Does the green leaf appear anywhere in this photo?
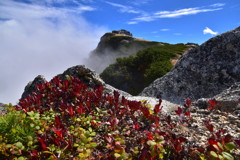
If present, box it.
[147,140,156,146]
[90,132,96,136]
[222,152,234,160]
[15,142,24,150]
[17,157,27,160]
[210,151,218,158]
[114,153,121,158]
[30,123,35,128]
[66,75,71,81]
[225,142,236,151]
[213,144,219,151]
[11,128,17,133]
[74,143,79,147]
[35,126,40,130]
[27,141,33,146]
[88,142,97,149]
[217,142,224,150]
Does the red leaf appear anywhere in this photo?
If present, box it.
[77,105,85,115]
[223,134,232,143]
[175,107,182,116]
[185,98,191,108]
[176,143,182,152]
[114,90,120,102]
[105,134,112,143]
[54,116,63,128]
[208,99,217,110]
[184,111,191,116]
[140,107,150,118]
[146,132,154,140]
[30,150,38,159]
[53,128,64,139]
[204,119,214,132]
[235,140,240,149]
[208,138,217,145]
[154,104,163,114]
[37,137,48,150]
[178,137,186,143]
[140,147,149,160]
[153,116,160,127]
[121,96,127,105]
[67,106,74,116]
[197,147,205,153]
[53,76,60,85]
[134,122,140,130]
[53,137,62,146]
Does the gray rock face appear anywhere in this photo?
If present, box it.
[194,82,240,114]
[56,65,131,97]
[21,65,131,100]
[140,26,240,104]
[21,75,46,99]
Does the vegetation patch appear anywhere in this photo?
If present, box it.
[100,43,189,95]
[0,76,239,159]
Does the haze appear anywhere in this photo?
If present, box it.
[0,0,107,104]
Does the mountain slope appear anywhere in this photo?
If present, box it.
[86,29,161,73]
[100,43,190,95]
[141,26,240,104]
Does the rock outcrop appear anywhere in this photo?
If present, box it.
[194,82,240,115]
[112,29,133,37]
[141,26,240,104]
[21,65,131,101]
[21,75,46,99]
[86,30,159,73]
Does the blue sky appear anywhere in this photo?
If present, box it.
[0,0,239,104]
[83,0,239,43]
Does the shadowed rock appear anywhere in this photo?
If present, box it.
[21,75,46,100]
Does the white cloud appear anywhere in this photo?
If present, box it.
[129,0,151,6]
[129,4,224,24]
[133,16,154,22]
[0,0,107,104]
[154,7,222,18]
[203,27,218,35]
[211,3,225,7]
[127,21,138,24]
[160,28,169,31]
[105,1,140,14]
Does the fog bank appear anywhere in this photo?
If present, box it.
[0,0,107,104]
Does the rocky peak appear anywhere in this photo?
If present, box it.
[112,29,133,37]
[86,30,159,73]
[140,26,240,104]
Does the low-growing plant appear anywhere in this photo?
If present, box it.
[0,75,239,159]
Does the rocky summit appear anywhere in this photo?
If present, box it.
[141,26,240,104]
[86,29,160,73]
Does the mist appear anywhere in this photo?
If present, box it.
[0,0,107,104]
